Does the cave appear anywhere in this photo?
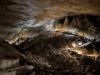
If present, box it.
[0,0,100,75]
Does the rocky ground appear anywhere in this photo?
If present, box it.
[0,31,99,75]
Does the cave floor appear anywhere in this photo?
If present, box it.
[0,32,100,75]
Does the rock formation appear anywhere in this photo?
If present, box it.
[0,0,100,75]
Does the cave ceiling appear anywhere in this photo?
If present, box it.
[0,0,100,41]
